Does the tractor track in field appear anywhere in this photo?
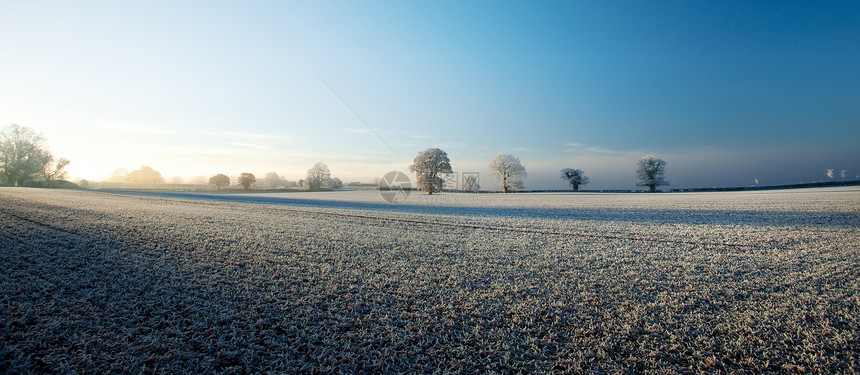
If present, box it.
[279,207,760,249]
[2,190,794,251]
[95,191,766,250]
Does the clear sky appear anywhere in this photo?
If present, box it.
[2,1,858,190]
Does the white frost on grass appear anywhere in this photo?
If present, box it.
[226,186,860,212]
[0,187,858,373]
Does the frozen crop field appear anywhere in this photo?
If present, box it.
[1,187,858,373]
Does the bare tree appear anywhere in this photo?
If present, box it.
[306,163,331,191]
[329,177,343,189]
[238,173,256,190]
[488,153,527,193]
[636,155,668,192]
[209,174,230,191]
[409,148,452,195]
[841,170,848,180]
[43,157,71,188]
[0,124,54,186]
[560,168,589,192]
[126,166,165,185]
[826,169,834,179]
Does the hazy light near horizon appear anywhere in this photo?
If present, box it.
[1,1,857,189]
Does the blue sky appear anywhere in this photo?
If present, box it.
[2,1,858,190]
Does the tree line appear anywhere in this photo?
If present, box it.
[206,163,343,192]
[0,124,349,192]
[408,148,669,193]
[1,124,670,192]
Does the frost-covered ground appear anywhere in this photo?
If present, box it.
[1,187,858,373]
[122,186,860,211]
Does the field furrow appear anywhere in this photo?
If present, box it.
[2,187,858,373]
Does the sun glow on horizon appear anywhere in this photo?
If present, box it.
[2,1,858,189]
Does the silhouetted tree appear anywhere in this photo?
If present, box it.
[636,155,668,192]
[488,153,527,193]
[409,148,452,195]
[560,168,589,192]
[306,163,331,191]
[43,157,71,188]
[0,124,54,186]
[126,166,165,185]
[238,173,256,190]
[209,174,230,191]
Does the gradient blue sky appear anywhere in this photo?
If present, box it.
[2,1,858,190]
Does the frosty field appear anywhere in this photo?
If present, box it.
[1,187,858,373]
